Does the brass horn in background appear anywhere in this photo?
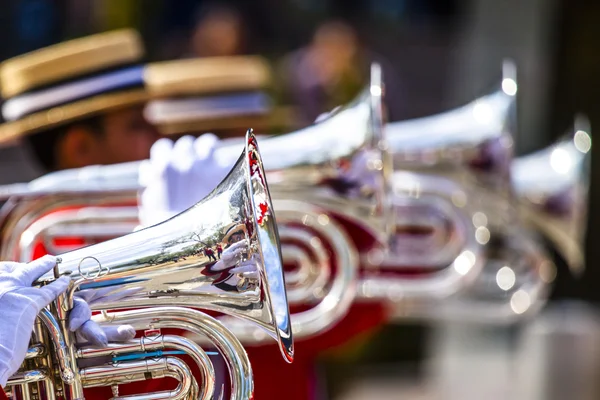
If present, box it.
[512,115,591,275]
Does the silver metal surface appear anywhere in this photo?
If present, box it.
[5,132,292,399]
[512,117,591,274]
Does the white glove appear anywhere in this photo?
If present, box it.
[69,294,136,347]
[138,134,234,227]
[0,256,70,386]
[0,256,136,387]
[210,240,248,272]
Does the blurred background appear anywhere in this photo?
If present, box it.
[1,0,600,398]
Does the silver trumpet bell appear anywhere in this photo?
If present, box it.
[512,115,592,275]
[215,63,393,244]
[4,131,293,399]
[387,59,517,195]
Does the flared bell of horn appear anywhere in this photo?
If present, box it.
[512,115,592,275]
[213,63,394,244]
[387,59,517,188]
[386,60,518,233]
[35,130,294,362]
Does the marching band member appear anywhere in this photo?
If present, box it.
[0,29,160,173]
[0,255,135,398]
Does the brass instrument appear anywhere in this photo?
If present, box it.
[3,131,293,399]
[381,64,590,323]
[0,63,485,345]
[512,115,591,275]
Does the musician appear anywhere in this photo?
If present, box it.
[0,255,135,397]
[0,29,160,173]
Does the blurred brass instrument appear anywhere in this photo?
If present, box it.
[383,61,591,323]
[2,132,293,399]
[0,63,501,347]
[0,59,588,356]
[353,61,520,309]
[512,115,591,275]
[0,64,389,345]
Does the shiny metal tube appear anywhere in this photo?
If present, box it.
[92,307,253,400]
[389,228,555,324]
[7,370,49,385]
[32,320,57,400]
[387,88,515,168]
[24,344,45,360]
[355,171,487,303]
[77,334,214,400]
[81,357,194,400]
[37,308,76,385]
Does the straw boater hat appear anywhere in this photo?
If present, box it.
[143,56,294,136]
[0,29,148,145]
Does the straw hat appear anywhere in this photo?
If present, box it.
[143,56,293,135]
[0,29,148,145]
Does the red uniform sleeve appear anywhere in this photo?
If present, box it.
[0,387,9,400]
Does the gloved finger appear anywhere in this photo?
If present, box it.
[76,320,108,347]
[102,325,136,342]
[0,261,22,274]
[138,159,154,187]
[224,239,248,255]
[194,133,220,160]
[212,248,246,271]
[15,255,58,285]
[222,243,248,263]
[172,135,196,172]
[35,275,70,309]
[226,245,247,259]
[149,138,174,167]
[229,261,259,275]
[68,297,92,332]
[172,136,197,210]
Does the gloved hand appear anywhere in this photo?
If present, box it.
[69,292,136,347]
[211,240,248,272]
[138,134,234,227]
[0,256,136,387]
